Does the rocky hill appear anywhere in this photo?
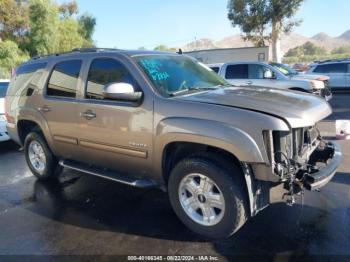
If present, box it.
[182,30,350,54]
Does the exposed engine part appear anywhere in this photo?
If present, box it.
[271,125,339,206]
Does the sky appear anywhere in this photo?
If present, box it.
[69,0,350,49]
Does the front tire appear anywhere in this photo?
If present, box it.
[168,155,248,239]
[24,132,62,180]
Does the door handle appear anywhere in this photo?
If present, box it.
[38,106,51,113]
[80,110,96,120]
[246,81,253,85]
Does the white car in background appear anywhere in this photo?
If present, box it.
[307,59,350,90]
[0,79,10,142]
[208,61,332,101]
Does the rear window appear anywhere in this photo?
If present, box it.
[225,64,248,79]
[0,82,9,97]
[314,63,347,73]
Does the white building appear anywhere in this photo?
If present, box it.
[184,46,270,64]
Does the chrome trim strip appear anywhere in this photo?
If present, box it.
[53,135,78,145]
[79,140,147,159]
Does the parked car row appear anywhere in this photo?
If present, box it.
[208,61,332,101]
[4,48,341,239]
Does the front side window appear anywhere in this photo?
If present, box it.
[133,55,228,97]
[86,58,137,100]
[225,64,248,79]
[47,60,82,98]
[248,64,274,79]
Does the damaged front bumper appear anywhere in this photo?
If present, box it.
[301,141,342,190]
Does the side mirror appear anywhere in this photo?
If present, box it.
[102,82,143,103]
[264,70,275,79]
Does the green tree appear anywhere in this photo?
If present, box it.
[332,45,350,54]
[59,0,78,18]
[0,0,29,43]
[57,18,85,52]
[78,13,96,43]
[26,0,95,56]
[154,45,177,52]
[0,40,29,71]
[27,0,59,56]
[285,41,327,57]
[227,0,304,62]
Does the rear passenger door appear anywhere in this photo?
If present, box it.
[223,64,249,86]
[40,59,82,159]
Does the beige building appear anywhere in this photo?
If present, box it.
[184,46,270,64]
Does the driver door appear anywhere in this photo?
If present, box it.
[77,57,153,176]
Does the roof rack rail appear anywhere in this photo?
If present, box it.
[71,47,121,53]
[316,57,350,64]
[31,47,121,60]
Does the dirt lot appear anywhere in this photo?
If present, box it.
[0,94,349,260]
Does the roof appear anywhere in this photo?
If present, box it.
[314,58,350,64]
[29,48,177,62]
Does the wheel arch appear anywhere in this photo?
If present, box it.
[16,108,55,153]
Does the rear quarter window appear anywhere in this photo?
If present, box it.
[7,62,47,96]
[314,63,347,73]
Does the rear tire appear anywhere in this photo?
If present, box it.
[168,155,248,239]
[24,132,62,180]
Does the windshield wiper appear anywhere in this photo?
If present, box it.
[169,86,218,97]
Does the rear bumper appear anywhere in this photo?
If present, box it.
[303,141,342,190]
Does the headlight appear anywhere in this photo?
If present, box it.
[310,80,325,89]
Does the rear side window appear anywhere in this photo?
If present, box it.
[314,63,347,73]
[86,58,137,100]
[225,64,248,79]
[0,82,9,97]
[47,60,82,98]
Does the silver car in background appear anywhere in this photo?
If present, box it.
[208,61,332,101]
[308,58,350,90]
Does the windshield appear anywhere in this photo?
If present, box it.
[0,82,9,97]
[133,55,229,97]
[270,63,297,76]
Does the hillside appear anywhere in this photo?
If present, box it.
[182,30,350,53]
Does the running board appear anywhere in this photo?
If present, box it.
[59,159,155,188]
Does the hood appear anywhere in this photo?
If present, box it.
[176,87,332,128]
[290,73,329,81]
